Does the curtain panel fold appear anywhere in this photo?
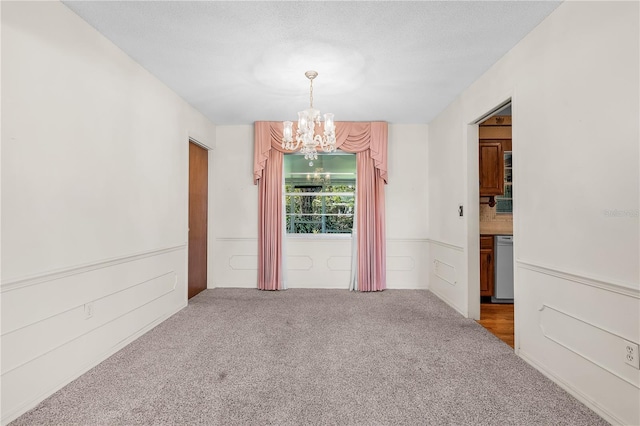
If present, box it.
[253,121,388,291]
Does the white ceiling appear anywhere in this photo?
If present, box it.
[62,1,561,125]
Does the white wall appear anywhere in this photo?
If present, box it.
[426,98,469,315]
[1,2,216,423]
[427,2,639,424]
[211,124,429,290]
[211,125,258,287]
[386,124,429,288]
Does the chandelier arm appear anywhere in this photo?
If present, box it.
[317,134,337,152]
[291,139,302,151]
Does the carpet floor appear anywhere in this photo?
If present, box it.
[12,289,606,425]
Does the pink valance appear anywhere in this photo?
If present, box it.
[254,121,388,184]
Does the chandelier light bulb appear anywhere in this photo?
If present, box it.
[324,113,334,132]
[283,121,293,141]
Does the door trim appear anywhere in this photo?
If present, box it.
[465,95,517,348]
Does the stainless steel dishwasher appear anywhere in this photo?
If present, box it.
[492,235,514,303]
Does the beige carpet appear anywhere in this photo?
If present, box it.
[12,289,606,425]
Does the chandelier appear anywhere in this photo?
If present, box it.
[282,70,336,166]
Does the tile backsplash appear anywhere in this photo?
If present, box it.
[480,203,513,235]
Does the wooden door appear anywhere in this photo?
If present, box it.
[188,142,208,299]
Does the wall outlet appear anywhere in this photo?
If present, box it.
[84,302,94,320]
[624,341,640,369]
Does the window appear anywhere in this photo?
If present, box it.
[496,151,512,213]
[284,153,356,234]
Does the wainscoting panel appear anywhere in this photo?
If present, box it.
[517,264,640,426]
[286,238,352,288]
[212,238,258,288]
[2,272,177,375]
[386,239,428,289]
[387,256,415,271]
[539,305,639,389]
[287,256,314,271]
[426,240,466,315]
[326,256,352,271]
[0,247,187,425]
[229,255,258,270]
[433,259,457,285]
[212,237,428,289]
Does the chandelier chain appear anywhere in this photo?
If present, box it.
[309,79,314,108]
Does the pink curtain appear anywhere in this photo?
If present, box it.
[255,122,284,290]
[253,121,388,291]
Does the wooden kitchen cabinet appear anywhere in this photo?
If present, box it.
[479,141,504,196]
[480,235,494,297]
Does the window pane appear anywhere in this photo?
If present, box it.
[497,151,513,214]
[284,153,356,234]
[496,199,512,213]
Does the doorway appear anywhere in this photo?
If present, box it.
[188,141,208,299]
[475,102,515,348]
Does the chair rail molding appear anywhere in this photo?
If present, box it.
[1,244,187,293]
[427,238,465,252]
[517,259,639,299]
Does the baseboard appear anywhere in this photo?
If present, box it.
[1,302,187,426]
[428,288,466,317]
[518,349,624,426]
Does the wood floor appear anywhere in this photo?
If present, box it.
[477,303,514,348]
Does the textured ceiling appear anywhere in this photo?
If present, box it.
[62,1,561,125]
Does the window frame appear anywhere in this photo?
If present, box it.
[283,152,356,237]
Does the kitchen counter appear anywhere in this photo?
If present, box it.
[480,221,513,235]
